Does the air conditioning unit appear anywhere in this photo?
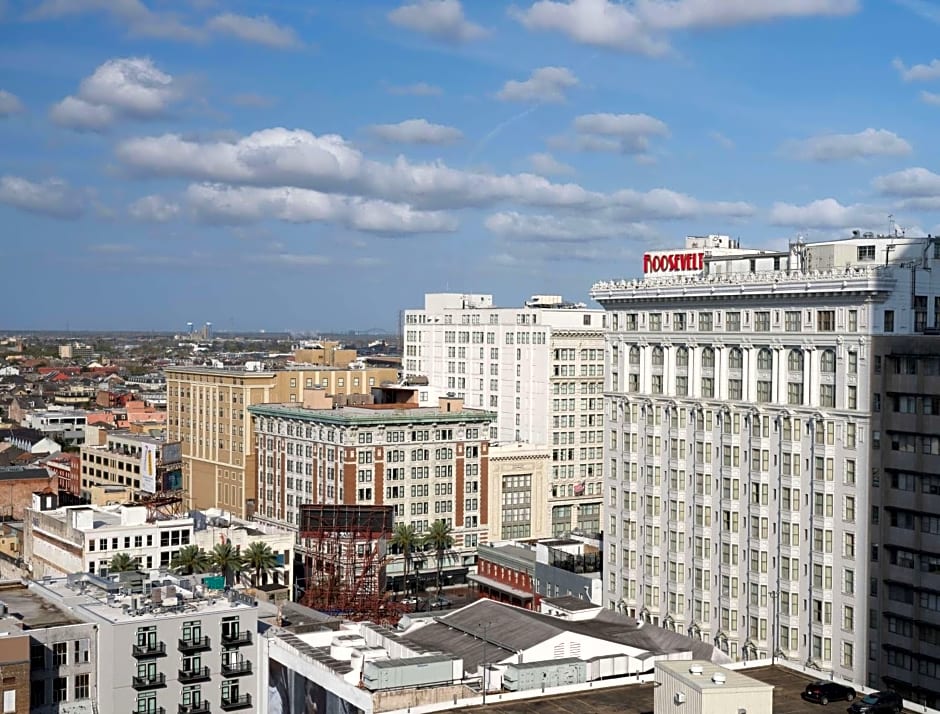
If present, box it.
[674,692,687,704]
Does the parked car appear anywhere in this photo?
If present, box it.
[430,596,452,610]
[847,690,903,714]
[802,681,856,705]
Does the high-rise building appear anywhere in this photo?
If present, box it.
[248,388,493,588]
[165,365,398,518]
[403,293,605,535]
[591,232,940,691]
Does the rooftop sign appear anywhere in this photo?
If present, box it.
[643,251,705,275]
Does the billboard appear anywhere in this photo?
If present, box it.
[140,442,157,494]
[162,467,183,491]
[268,659,364,714]
[161,441,182,465]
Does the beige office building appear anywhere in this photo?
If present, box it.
[487,442,551,542]
[165,365,399,518]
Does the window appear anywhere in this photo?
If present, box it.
[75,673,90,700]
[858,245,875,261]
[702,347,715,368]
[757,348,773,371]
[884,310,895,332]
[652,347,664,366]
[53,677,67,704]
[674,313,687,330]
[726,312,741,331]
[676,347,689,367]
[649,313,662,331]
[785,311,801,332]
[817,310,835,332]
[755,312,770,332]
[698,312,713,331]
[820,349,836,373]
[787,349,803,372]
[53,642,67,666]
[728,348,743,370]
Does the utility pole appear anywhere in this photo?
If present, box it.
[479,622,490,704]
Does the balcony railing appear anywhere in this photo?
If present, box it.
[178,703,210,714]
[132,673,167,690]
[178,666,211,683]
[220,631,252,647]
[132,642,166,659]
[220,660,252,677]
[132,708,165,714]
[220,694,251,711]
[178,636,211,653]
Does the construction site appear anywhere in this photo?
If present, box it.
[298,504,406,623]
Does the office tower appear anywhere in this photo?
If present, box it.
[403,293,605,535]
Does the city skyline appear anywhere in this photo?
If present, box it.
[5,1,940,330]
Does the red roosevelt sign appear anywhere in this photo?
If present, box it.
[644,251,705,273]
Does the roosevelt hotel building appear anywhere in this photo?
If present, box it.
[592,233,940,698]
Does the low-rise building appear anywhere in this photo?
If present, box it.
[654,660,773,714]
[21,409,88,446]
[24,504,195,578]
[42,452,81,498]
[80,430,182,496]
[0,466,57,520]
[31,572,259,714]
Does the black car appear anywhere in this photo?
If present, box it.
[802,681,857,705]
[847,690,903,713]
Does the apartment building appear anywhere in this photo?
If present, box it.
[165,364,399,519]
[487,442,551,541]
[248,388,494,575]
[0,582,98,713]
[80,430,183,496]
[403,294,605,535]
[24,504,195,578]
[31,572,258,714]
[591,232,940,691]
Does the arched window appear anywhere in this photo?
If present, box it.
[676,347,689,367]
[757,348,773,371]
[652,346,664,366]
[820,349,836,373]
[629,346,641,366]
[702,347,716,368]
[788,349,804,372]
[729,348,743,370]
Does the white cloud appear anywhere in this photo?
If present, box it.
[115,127,754,218]
[128,194,180,222]
[51,57,178,132]
[769,198,884,229]
[497,67,578,103]
[513,0,856,56]
[207,13,302,49]
[485,211,656,242]
[385,82,443,96]
[369,118,463,145]
[572,112,669,153]
[892,57,940,82]
[186,184,458,234]
[528,152,575,176]
[921,91,940,105]
[785,128,912,161]
[874,167,940,198]
[0,90,24,116]
[709,130,735,149]
[389,0,486,43]
[27,0,203,42]
[0,175,84,219]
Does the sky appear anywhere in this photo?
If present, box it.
[4,0,940,332]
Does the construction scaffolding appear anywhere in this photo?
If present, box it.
[298,505,402,622]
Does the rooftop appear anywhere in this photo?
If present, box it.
[30,572,257,625]
[249,402,495,426]
[0,466,52,480]
[0,581,82,628]
[658,659,772,692]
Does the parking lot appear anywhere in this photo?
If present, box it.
[457,664,911,714]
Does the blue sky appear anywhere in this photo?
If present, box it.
[3,0,940,331]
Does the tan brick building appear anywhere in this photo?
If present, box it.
[165,365,399,518]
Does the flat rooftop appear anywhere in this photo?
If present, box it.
[457,665,914,714]
[0,583,82,628]
[250,403,495,426]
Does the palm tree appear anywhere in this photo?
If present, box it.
[391,523,418,596]
[242,541,278,589]
[211,541,244,588]
[108,552,137,573]
[170,545,210,575]
[423,520,453,593]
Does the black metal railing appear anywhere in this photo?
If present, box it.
[132,642,167,658]
[178,666,210,683]
[220,694,251,711]
[178,703,210,714]
[131,673,167,690]
[219,631,251,647]
[178,636,211,653]
[220,660,252,677]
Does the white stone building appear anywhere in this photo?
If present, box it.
[591,232,940,690]
[403,293,605,536]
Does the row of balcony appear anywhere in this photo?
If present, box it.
[131,696,253,714]
[135,662,254,689]
[134,632,252,659]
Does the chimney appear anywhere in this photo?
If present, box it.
[438,397,463,413]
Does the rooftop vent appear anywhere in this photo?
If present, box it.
[711,672,727,685]
[689,665,704,676]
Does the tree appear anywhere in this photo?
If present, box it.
[170,545,210,575]
[211,541,244,588]
[108,552,137,573]
[423,520,454,593]
[391,523,418,596]
[242,541,278,588]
